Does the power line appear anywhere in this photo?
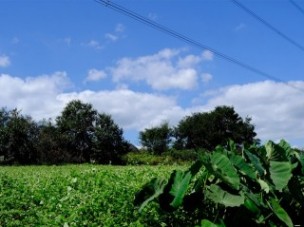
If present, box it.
[95,0,304,93]
[231,0,304,53]
[289,0,304,17]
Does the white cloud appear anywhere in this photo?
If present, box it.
[105,33,118,42]
[200,80,304,144]
[201,73,213,84]
[0,55,10,67]
[86,69,107,82]
[58,89,185,130]
[202,50,214,61]
[110,48,212,90]
[1,71,303,147]
[0,72,70,120]
[0,73,184,131]
[87,40,103,50]
[105,23,125,43]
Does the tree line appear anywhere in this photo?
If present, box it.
[0,100,132,165]
[0,100,258,165]
[139,106,259,154]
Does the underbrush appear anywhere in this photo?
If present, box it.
[122,149,201,165]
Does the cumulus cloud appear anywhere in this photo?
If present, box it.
[110,48,212,90]
[1,71,303,147]
[85,69,107,82]
[202,50,214,61]
[0,72,70,120]
[0,73,184,131]
[0,55,10,67]
[58,89,185,130]
[200,80,304,145]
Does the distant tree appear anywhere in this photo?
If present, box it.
[56,100,129,164]
[56,100,97,163]
[0,109,39,164]
[91,113,128,164]
[139,122,172,154]
[36,120,69,164]
[174,106,258,151]
[0,108,10,162]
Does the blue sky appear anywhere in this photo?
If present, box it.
[1,0,304,147]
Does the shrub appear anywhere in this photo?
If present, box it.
[135,140,304,226]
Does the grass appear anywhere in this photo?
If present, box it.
[0,164,185,226]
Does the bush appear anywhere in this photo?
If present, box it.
[163,149,202,161]
[135,140,304,226]
[122,151,191,165]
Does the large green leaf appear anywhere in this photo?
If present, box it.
[206,184,244,207]
[229,154,256,180]
[134,177,167,212]
[269,161,292,191]
[200,219,225,227]
[244,150,265,177]
[169,170,192,208]
[257,178,270,193]
[210,152,240,190]
[269,199,293,227]
[265,141,288,162]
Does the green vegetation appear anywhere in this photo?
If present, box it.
[135,140,304,226]
[139,106,258,154]
[0,100,132,165]
[0,164,185,226]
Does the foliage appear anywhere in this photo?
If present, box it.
[91,113,129,164]
[0,164,184,226]
[122,151,191,165]
[56,100,97,163]
[135,140,304,226]
[0,100,131,165]
[139,122,172,154]
[35,121,70,164]
[174,106,258,151]
[0,108,39,164]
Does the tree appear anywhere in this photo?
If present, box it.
[56,100,129,164]
[174,106,258,151]
[139,122,172,154]
[91,113,128,164]
[56,100,97,163]
[0,109,39,164]
[36,120,69,164]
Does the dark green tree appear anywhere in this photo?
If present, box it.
[139,122,172,154]
[0,108,10,162]
[0,109,39,164]
[36,120,69,164]
[174,106,258,151]
[56,100,129,164]
[56,100,97,163]
[91,113,128,164]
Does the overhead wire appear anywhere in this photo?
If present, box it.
[289,0,304,17]
[231,0,304,53]
[95,0,304,93]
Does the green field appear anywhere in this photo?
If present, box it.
[0,165,185,227]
